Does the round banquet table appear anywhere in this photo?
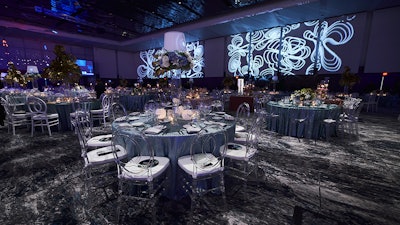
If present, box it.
[46,100,101,131]
[118,94,156,112]
[112,112,235,200]
[266,101,341,139]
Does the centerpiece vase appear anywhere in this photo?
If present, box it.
[32,78,39,89]
[170,69,182,90]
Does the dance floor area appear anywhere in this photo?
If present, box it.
[0,110,399,224]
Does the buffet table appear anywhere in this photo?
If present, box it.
[112,111,235,199]
[266,101,341,139]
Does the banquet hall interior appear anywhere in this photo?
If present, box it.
[1,0,400,224]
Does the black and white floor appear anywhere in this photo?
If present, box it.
[1,109,399,225]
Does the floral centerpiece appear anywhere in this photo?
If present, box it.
[5,62,26,86]
[291,88,316,101]
[152,49,193,77]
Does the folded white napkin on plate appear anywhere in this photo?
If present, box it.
[224,114,235,120]
[129,112,140,116]
[204,121,227,127]
[128,116,140,121]
[235,125,246,132]
[183,124,201,133]
[117,122,132,127]
[114,117,126,122]
[144,125,166,134]
[130,121,145,127]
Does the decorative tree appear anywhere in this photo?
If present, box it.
[339,66,360,93]
[42,45,81,84]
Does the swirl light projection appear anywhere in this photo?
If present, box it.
[137,41,204,79]
[227,16,355,78]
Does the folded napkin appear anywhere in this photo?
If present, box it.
[144,125,166,134]
[183,124,201,133]
[117,122,132,127]
[224,114,235,121]
[130,121,145,127]
[204,121,227,127]
[114,117,126,122]
[128,116,140,121]
[129,112,140,116]
[235,125,246,132]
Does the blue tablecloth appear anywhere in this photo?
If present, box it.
[47,100,101,131]
[267,102,341,139]
[112,113,235,200]
[118,94,156,112]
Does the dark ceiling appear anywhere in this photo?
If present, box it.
[1,0,400,52]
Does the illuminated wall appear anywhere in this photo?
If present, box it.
[137,41,205,79]
[227,15,358,79]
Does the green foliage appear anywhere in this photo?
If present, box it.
[43,45,82,84]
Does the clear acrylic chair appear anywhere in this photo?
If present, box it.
[224,116,261,196]
[90,94,112,128]
[70,100,92,131]
[72,113,128,208]
[113,131,170,224]
[72,106,114,149]
[177,130,227,224]
[235,102,251,133]
[110,102,128,122]
[26,96,60,137]
[1,97,30,135]
[339,102,364,137]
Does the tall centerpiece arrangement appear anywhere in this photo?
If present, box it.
[152,49,193,77]
[5,62,26,87]
[290,88,316,106]
[152,31,192,89]
[42,45,82,86]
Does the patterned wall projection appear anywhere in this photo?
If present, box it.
[137,41,204,79]
[227,16,355,79]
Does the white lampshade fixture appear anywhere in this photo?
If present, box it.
[164,31,186,52]
[237,78,244,95]
[26,65,39,74]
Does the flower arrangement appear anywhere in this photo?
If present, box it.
[152,49,193,77]
[5,62,26,85]
[291,88,316,100]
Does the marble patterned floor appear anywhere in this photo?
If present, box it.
[0,110,399,225]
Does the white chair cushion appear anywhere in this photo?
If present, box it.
[323,118,336,123]
[32,113,59,120]
[234,132,256,144]
[87,134,113,148]
[178,153,223,178]
[119,156,170,181]
[90,109,103,114]
[85,145,127,166]
[224,142,257,161]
